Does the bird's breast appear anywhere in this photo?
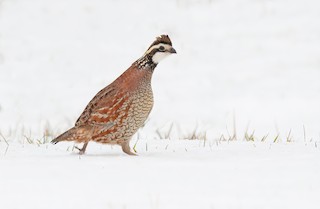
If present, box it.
[128,85,154,129]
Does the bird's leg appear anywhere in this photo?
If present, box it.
[121,141,137,156]
[75,142,89,155]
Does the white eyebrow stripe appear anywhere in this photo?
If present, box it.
[145,43,171,55]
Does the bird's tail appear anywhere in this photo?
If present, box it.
[51,127,80,144]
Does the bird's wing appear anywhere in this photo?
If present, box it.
[75,84,126,126]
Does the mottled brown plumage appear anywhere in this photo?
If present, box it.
[51,35,176,155]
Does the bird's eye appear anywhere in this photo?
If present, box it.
[159,46,165,51]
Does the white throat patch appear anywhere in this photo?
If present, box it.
[152,52,170,64]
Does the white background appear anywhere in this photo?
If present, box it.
[1,0,319,141]
[0,1,320,209]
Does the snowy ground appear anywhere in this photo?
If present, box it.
[1,140,320,209]
[1,0,320,208]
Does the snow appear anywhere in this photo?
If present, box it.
[1,0,320,208]
[1,140,320,209]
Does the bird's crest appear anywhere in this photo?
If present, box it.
[147,35,172,50]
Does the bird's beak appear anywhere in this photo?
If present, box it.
[169,47,177,54]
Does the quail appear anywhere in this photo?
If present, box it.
[51,35,176,155]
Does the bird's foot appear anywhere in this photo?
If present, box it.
[125,150,138,156]
[74,142,89,155]
[121,142,137,156]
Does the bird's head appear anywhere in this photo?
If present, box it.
[144,35,177,64]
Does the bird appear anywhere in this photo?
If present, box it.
[51,35,176,155]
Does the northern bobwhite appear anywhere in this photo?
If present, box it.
[51,35,176,155]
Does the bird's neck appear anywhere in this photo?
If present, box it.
[116,56,155,88]
[134,55,157,71]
